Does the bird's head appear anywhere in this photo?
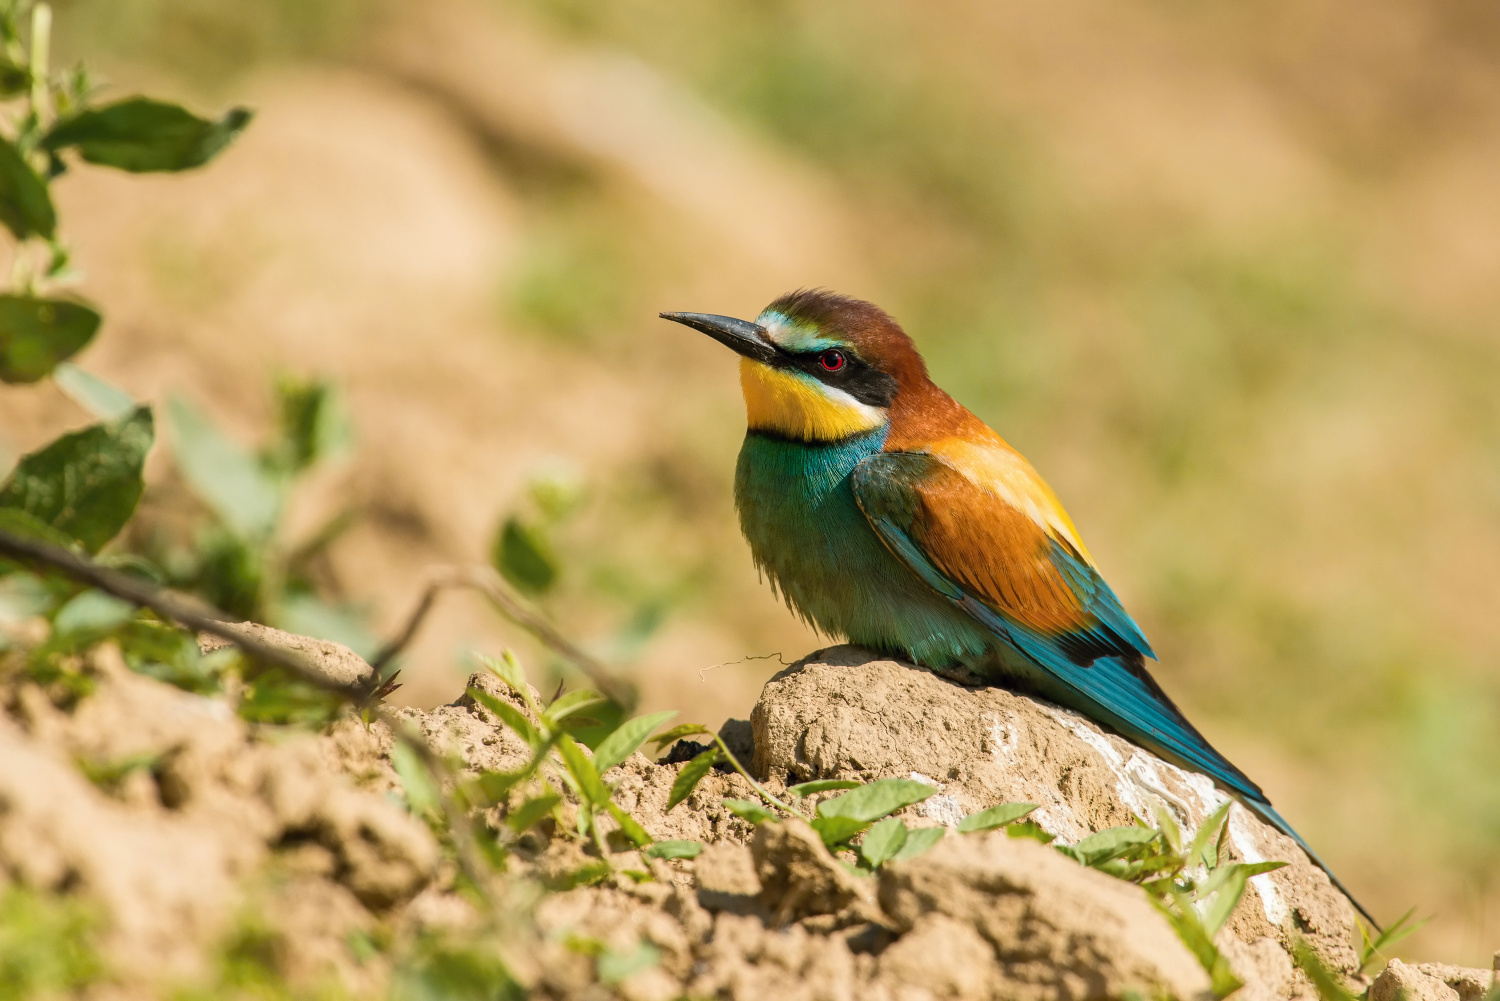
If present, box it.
[661,289,927,442]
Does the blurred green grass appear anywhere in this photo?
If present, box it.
[48,0,1500,962]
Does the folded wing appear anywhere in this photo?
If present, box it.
[851,448,1264,802]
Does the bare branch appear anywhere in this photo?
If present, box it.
[0,527,378,702]
[372,564,636,710]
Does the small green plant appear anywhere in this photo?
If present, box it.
[0,0,254,690]
[133,377,369,656]
[1356,907,1427,975]
[460,651,673,879]
[654,723,1042,868]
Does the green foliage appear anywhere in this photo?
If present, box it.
[42,97,252,172]
[0,885,104,999]
[489,467,584,599]
[0,406,152,552]
[1045,802,1299,998]
[0,294,98,383]
[237,666,343,727]
[390,933,526,1001]
[1291,939,1362,1001]
[167,394,280,541]
[644,839,701,860]
[493,517,557,596]
[957,801,1037,833]
[1356,907,1427,975]
[857,816,907,868]
[141,380,371,656]
[0,136,53,239]
[469,651,667,862]
[666,746,718,810]
[591,708,676,775]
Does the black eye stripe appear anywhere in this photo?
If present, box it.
[786,349,898,407]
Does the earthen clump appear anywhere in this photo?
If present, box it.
[0,631,1483,1000]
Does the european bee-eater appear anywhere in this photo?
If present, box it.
[662,288,1373,926]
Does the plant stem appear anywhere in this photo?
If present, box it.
[712,734,808,822]
[372,564,636,710]
[27,3,47,125]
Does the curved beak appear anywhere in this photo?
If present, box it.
[659,311,779,365]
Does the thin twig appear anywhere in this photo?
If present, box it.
[0,527,376,701]
[371,565,636,709]
[0,528,501,898]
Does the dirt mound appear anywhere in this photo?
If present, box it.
[753,646,1359,980]
[0,629,1432,999]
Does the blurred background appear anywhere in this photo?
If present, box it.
[0,0,1496,964]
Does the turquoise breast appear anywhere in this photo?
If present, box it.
[733,431,996,668]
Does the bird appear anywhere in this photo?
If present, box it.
[661,287,1375,927]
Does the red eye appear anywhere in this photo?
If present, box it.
[819,350,846,373]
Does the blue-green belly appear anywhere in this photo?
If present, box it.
[733,431,997,668]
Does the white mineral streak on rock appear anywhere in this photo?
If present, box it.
[910,771,966,826]
[1035,702,1287,923]
[1229,802,1290,925]
[1040,706,1157,819]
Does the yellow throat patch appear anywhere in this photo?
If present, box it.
[740,358,887,441]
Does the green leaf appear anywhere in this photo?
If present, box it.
[0,406,153,552]
[267,375,349,474]
[1198,863,1269,936]
[666,746,719,811]
[816,778,936,823]
[467,768,526,808]
[1199,859,1287,898]
[493,516,558,596]
[0,506,79,555]
[0,137,55,239]
[475,651,539,711]
[43,98,253,173]
[237,668,341,726]
[1155,893,1243,998]
[506,793,560,834]
[859,817,908,868]
[644,840,702,860]
[1358,907,1427,973]
[545,860,612,890]
[1186,801,1232,870]
[787,779,863,798]
[606,802,652,847]
[811,814,870,848]
[592,710,677,776]
[1151,802,1183,856]
[167,395,280,540]
[52,589,133,637]
[0,297,100,384]
[649,722,711,750]
[391,741,440,818]
[1006,820,1056,844]
[0,57,28,97]
[891,825,946,862]
[1292,940,1360,1001]
[467,686,542,749]
[0,571,54,620]
[596,943,659,986]
[545,688,607,724]
[1060,826,1159,867]
[556,734,610,807]
[957,801,1038,833]
[723,798,777,825]
[52,363,134,421]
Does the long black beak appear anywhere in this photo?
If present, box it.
[659,311,779,365]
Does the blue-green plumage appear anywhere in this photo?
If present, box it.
[735,430,997,669]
